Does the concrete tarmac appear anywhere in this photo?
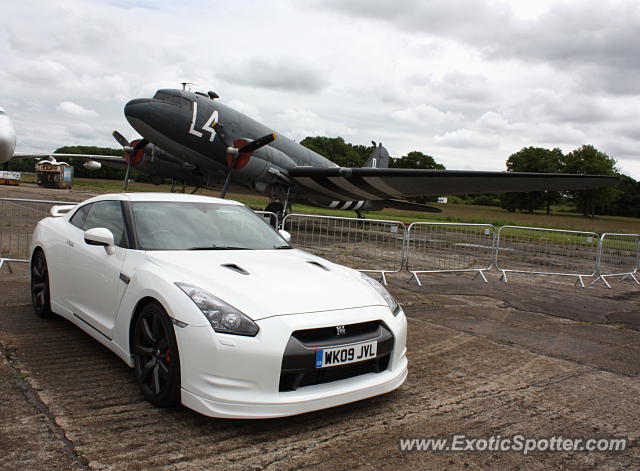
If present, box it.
[1,263,638,470]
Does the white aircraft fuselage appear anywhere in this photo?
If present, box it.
[0,108,17,164]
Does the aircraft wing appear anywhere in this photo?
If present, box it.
[13,153,128,170]
[288,167,619,201]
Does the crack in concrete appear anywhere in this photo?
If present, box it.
[0,339,92,471]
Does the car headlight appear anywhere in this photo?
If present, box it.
[361,273,401,316]
[175,283,259,336]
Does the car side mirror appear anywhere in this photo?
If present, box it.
[84,228,115,255]
[278,229,292,243]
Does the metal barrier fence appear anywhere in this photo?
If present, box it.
[495,226,600,287]
[1,198,78,271]
[282,213,406,284]
[406,223,495,286]
[2,197,639,290]
[591,233,640,288]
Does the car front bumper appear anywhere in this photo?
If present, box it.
[175,305,408,419]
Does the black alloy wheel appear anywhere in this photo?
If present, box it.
[132,302,181,407]
[31,250,52,318]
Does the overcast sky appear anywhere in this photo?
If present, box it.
[2,0,639,178]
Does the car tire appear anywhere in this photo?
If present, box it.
[132,302,181,407]
[31,250,52,319]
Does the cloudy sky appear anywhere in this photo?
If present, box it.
[2,0,639,178]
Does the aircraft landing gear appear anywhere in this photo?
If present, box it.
[170,179,187,193]
[264,202,284,214]
[264,185,292,224]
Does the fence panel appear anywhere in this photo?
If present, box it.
[282,213,406,284]
[591,233,640,288]
[0,198,78,270]
[406,223,495,285]
[495,226,599,287]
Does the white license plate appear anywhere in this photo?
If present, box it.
[315,341,377,368]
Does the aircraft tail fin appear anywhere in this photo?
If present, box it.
[363,142,389,169]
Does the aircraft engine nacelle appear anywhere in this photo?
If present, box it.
[229,145,295,184]
[83,160,102,170]
[129,144,208,187]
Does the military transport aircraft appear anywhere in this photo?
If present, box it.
[1,92,618,216]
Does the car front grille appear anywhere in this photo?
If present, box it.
[291,320,381,348]
[279,354,391,392]
[279,320,394,392]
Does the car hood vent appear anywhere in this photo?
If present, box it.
[221,263,249,275]
[306,260,330,271]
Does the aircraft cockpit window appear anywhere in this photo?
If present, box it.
[153,91,183,108]
[170,96,183,107]
[153,91,171,101]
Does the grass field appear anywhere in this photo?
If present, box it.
[17,174,640,234]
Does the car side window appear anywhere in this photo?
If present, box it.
[82,201,128,248]
[69,204,91,229]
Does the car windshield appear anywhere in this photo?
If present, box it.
[130,201,289,250]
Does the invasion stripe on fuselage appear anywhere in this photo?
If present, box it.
[327,200,366,210]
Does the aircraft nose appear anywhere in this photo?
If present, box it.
[124,98,156,121]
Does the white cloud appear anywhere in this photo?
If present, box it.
[391,105,463,127]
[434,128,499,149]
[0,0,638,179]
[57,101,99,118]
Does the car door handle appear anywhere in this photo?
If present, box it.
[65,239,75,247]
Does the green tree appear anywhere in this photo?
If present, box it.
[561,145,620,217]
[389,151,445,170]
[300,136,372,167]
[605,175,640,218]
[388,151,445,203]
[500,147,563,214]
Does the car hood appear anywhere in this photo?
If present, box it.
[145,249,385,320]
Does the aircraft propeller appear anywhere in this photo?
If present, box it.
[212,123,276,198]
[112,130,148,191]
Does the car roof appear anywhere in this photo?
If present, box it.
[78,193,244,206]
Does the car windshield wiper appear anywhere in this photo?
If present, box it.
[274,245,293,249]
[188,246,252,250]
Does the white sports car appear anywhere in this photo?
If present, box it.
[30,193,407,418]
